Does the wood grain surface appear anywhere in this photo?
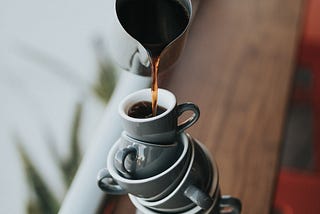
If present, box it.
[110,0,304,213]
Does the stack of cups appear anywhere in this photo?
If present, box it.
[97,89,241,213]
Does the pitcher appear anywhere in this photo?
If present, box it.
[107,0,193,76]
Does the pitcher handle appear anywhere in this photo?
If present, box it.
[219,195,242,214]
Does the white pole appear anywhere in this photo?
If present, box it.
[59,70,150,214]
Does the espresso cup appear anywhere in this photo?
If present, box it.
[97,133,191,200]
[134,138,216,212]
[131,190,242,214]
[118,88,200,144]
[113,131,181,179]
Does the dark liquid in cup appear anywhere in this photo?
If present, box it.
[128,101,167,119]
[116,0,189,116]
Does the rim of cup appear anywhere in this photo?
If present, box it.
[129,146,218,214]
[133,138,195,207]
[118,88,176,122]
[196,138,219,190]
[121,131,179,148]
[107,132,189,183]
[129,187,216,214]
[129,185,217,214]
[134,138,219,211]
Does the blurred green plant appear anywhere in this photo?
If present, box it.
[16,102,83,214]
[16,141,60,214]
[92,38,117,103]
[16,38,117,214]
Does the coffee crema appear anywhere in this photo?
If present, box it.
[128,101,167,119]
[117,0,189,116]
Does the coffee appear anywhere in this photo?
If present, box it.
[128,101,167,119]
[116,0,189,116]
[151,57,160,116]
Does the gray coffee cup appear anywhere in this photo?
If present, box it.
[134,138,216,212]
[130,191,242,214]
[113,131,181,179]
[118,88,200,144]
[97,133,191,200]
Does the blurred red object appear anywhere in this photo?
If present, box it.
[300,0,320,48]
[274,0,320,213]
[274,170,320,214]
[298,0,320,170]
[297,45,320,171]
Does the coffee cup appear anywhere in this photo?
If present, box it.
[130,190,242,214]
[130,179,217,214]
[113,131,181,179]
[118,88,200,144]
[97,133,191,200]
[134,138,216,212]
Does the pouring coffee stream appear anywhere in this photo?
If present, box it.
[116,0,190,116]
[151,57,160,116]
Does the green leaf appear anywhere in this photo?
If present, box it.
[61,103,83,186]
[92,37,117,104]
[16,139,60,214]
[92,60,117,104]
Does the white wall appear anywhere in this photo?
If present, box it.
[0,0,116,213]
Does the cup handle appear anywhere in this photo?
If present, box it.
[219,195,242,214]
[97,168,127,195]
[184,185,213,210]
[114,146,137,177]
[176,102,200,133]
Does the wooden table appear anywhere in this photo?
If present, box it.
[110,0,304,213]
